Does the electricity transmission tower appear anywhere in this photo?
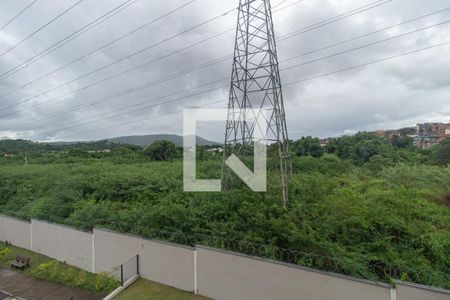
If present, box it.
[222,0,291,206]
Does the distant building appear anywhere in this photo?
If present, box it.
[413,135,440,149]
[206,147,224,153]
[414,122,450,149]
[374,130,386,138]
[373,127,416,140]
[319,138,332,147]
[369,123,449,149]
[317,122,449,150]
[87,149,111,154]
[416,122,450,137]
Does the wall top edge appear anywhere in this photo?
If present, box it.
[31,218,93,234]
[394,280,450,294]
[0,214,31,224]
[196,245,393,289]
[94,227,196,251]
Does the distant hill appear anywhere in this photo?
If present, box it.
[105,134,220,147]
[0,139,121,154]
[0,135,220,154]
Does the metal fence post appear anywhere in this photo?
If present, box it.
[120,264,124,286]
[136,254,139,275]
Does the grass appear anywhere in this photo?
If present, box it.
[0,241,119,295]
[116,279,210,300]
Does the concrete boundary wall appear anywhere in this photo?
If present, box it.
[31,220,93,272]
[0,215,31,249]
[196,246,392,300]
[0,215,449,300]
[93,228,195,292]
[395,280,450,300]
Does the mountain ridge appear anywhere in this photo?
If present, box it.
[0,134,220,153]
[104,134,220,147]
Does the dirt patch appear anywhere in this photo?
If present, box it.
[0,268,102,300]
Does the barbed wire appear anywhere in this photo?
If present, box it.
[130,228,450,289]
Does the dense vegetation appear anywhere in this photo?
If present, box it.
[0,133,449,288]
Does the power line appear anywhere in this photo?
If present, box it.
[0,0,233,100]
[4,1,416,135]
[58,98,228,140]
[0,0,199,84]
[274,0,304,11]
[7,0,420,142]
[37,81,228,136]
[0,0,220,102]
[0,1,233,83]
[2,61,230,130]
[0,0,200,85]
[282,20,450,72]
[280,6,450,65]
[0,0,377,100]
[0,0,39,31]
[0,0,138,81]
[49,40,450,141]
[0,5,237,108]
[278,0,393,41]
[0,0,85,58]
[0,49,230,118]
[1,5,433,127]
[9,23,448,135]
[0,0,388,115]
[284,41,450,87]
[272,0,290,9]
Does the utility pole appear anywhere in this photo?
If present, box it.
[222,0,291,206]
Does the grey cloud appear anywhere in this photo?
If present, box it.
[0,0,449,142]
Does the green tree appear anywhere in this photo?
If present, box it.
[327,132,399,165]
[354,139,392,165]
[432,138,450,165]
[111,145,143,162]
[365,154,395,172]
[391,135,413,149]
[143,140,177,161]
[294,136,324,158]
[67,149,90,158]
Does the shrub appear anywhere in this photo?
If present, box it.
[32,261,59,279]
[95,272,120,292]
[0,247,11,257]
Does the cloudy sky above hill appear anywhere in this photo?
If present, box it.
[0,0,449,142]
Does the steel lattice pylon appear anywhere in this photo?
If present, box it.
[222,0,291,206]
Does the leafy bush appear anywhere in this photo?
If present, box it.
[95,272,120,292]
[0,247,11,257]
[31,260,119,294]
[32,261,59,279]
[143,140,178,161]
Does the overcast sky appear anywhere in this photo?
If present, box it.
[0,0,449,142]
